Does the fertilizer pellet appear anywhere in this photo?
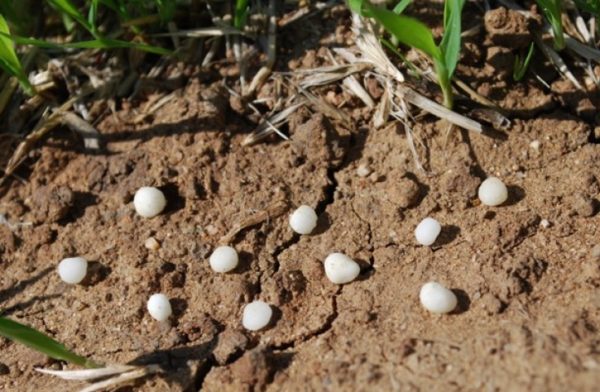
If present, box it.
[289,205,318,235]
[57,257,88,284]
[147,293,172,321]
[134,187,167,218]
[415,217,441,246]
[419,282,457,314]
[209,246,239,273]
[478,177,508,206]
[324,253,360,284]
[242,300,272,331]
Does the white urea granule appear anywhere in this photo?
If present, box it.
[242,300,273,331]
[324,253,360,284]
[209,246,239,273]
[147,293,172,321]
[478,177,508,206]
[289,205,318,235]
[58,257,88,284]
[133,186,167,218]
[415,217,441,246]
[419,282,457,314]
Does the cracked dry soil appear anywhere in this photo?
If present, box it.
[1,5,600,392]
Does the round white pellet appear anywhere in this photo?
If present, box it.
[289,205,318,235]
[242,300,273,331]
[133,187,167,218]
[478,177,508,206]
[419,282,457,314]
[58,257,88,284]
[324,253,360,284]
[209,246,239,273]
[147,293,172,321]
[415,217,442,246]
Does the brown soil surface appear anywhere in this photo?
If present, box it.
[1,4,600,392]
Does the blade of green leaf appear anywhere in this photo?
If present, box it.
[513,42,535,81]
[156,0,177,23]
[440,0,465,78]
[347,0,365,15]
[393,0,412,14]
[0,33,171,56]
[366,3,442,62]
[88,0,100,37]
[0,316,98,368]
[574,0,600,15]
[234,0,249,29]
[48,0,95,37]
[0,14,34,94]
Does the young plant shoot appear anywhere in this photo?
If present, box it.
[0,316,97,368]
[513,42,535,82]
[349,0,465,108]
[536,0,565,50]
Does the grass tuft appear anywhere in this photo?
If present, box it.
[349,0,465,108]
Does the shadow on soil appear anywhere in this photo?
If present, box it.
[0,267,53,306]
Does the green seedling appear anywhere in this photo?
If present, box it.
[235,0,249,30]
[536,0,565,50]
[349,0,465,108]
[574,0,600,21]
[0,316,98,368]
[513,42,535,82]
[0,14,34,95]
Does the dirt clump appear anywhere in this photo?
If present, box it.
[27,185,74,224]
[484,7,532,48]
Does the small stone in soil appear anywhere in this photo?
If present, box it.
[133,187,167,218]
[242,300,273,331]
[415,217,442,246]
[478,177,508,206]
[209,246,239,273]
[324,253,360,284]
[540,219,550,228]
[591,245,600,259]
[57,257,88,284]
[419,282,457,314]
[530,140,541,151]
[289,205,318,235]
[144,237,160,251]
[147,293,172,321]
[356,163,372,178]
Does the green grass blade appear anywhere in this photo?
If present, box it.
[366,3,442,62]
[0,14,34,94]
[47,0,96,36]
[347,0,365,15]
[88,0,100,37]
[156,0,177,23]
[536,0,565,49]
[392,0,412,14]
[1,32,171,55]
[440,0,465,78]
[0,15,22,71]
[574,0,600,16]
[513,42,535,81]
[234,0,249,29]
[0,316,97,368]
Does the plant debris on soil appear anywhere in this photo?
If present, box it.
[1,1,600,391]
